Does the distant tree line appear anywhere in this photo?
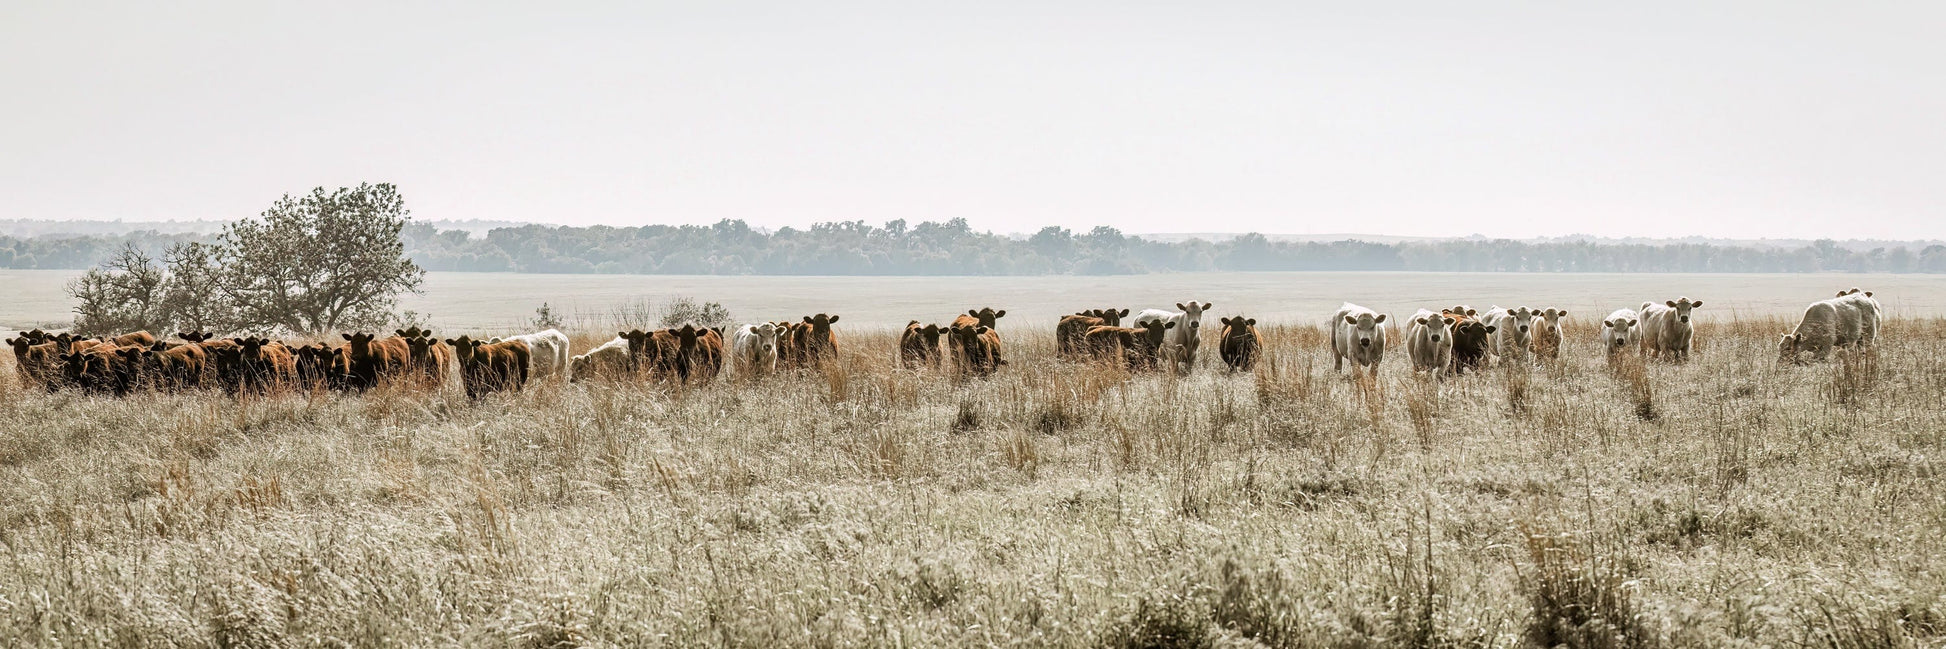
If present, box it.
[16,218,1946,275]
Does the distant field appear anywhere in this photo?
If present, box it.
[3,269,1943,334]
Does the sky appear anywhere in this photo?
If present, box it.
[2,2,1942,240]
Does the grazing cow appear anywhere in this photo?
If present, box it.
[1444,310,1495,375]
[1132,302,1211,373]
[229,337,296,393]
[1481,306,1535,364]
[447,336,530,399]
[142,340,209,391]
[571,336,633,383]
[1406,310,1456,378]
[400,332,456,388]
[1530,308,1568,359]
[1330,302,1387,378]
[6,335,63,391]
[1640,297,1703,361]
[1600,309,1641,357]
[948,323,1003,377]
[340,332,412,389]
[493,329,570,382]
[1835,288,1882,347]
[664,324,724,384]
[797,314,842,368]
[1217,316,1261,372]
[731,323,784,377]
[897,321,945,370]
[1780,289,1880,363]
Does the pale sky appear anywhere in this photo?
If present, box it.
[3,2,1942,239]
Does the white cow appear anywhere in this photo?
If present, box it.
[1835,288,1882,347]
[1530,308,1567,359]
[1600,309,1641,357]
[1640,297,1702,361]
[730,323,782,377]
[1481,305,1535,364]
[569,336,631,383]
[494,329,570,382]
[1331,302,1387,377]
[1131,301,1211,373]
[1780,289,1879,363]
[1405,309,1455,378]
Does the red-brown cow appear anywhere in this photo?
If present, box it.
[620,328,679,379]
[447,336,530,399]
[400,330,455,389]
[666,324,725,384]
[340,332,412,390]
[6,335,63,391]
[1217,316,1261,372]
[142,340,208,391]
[797,314,841,368]
[899,321,946,370]
[948,323,1004,377]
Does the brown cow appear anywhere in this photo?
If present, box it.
[228,337,296,393]
[401,330,455,389]
[341,332,411,390]
[6,335,63,391]
[447,335,530,399]
[1217,316,1261,372]
[1084,320,1173,371]
[1444,310,1495,375]
[950,308,1006,369]
[620,328,679,379]
[59,344,135,394]
[110,331,157,348]
[948,324,1003,377]
[798,314,841,368]
[899,321,946,370]
[1058,309,1131,357]
[666,324,725,384]
[142,340,208,391]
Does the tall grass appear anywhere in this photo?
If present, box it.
[1,317,1942,645]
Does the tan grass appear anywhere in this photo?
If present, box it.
[0,317,1942,645]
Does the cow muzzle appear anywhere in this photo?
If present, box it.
[1358,338,1370,348]
[1519,325,1528,333]
[1680,316,1689,323]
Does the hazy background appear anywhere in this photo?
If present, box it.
[4,2,1943,239]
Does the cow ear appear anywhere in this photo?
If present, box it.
[995,310,1006,318]
[1344,315,1357,325]
[802,316,813,323]
[1443,317,1454,325]
[827,315,839,323]
[1176,302,1187,311]
[977,326,990,334]
[394,329,405,337]
[1690,300,1702,308]
[1666,300,1677,308]
[1602,320,1612,328]
[231,338,246,345]
[1374,314,1387,323]
[1202,302,1212,310]
[967,309,978,317]
[1246,318,1256,326]
[1484,325,1496,334]
[1118,309,1130,317]
[1558,310,1567,317]
[1164,321,1177,329]
[1414,316,1427,325]
[1628,319,1638,326]
[341,333,354,341]
[1864,291,1873,297]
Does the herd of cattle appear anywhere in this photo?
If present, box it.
[0,289,1885,399]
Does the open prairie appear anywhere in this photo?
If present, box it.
[4,301,1945,645]
[4,269,1946,333]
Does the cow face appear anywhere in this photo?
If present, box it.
[948,324,989,346]
[1511,307,1534,335]
[1602,318,1638,349]
[753,323,780,354]
[966,308,1007,328]
[1099,308,1130,326]
[1343,313,1386,348]
[1778,333,1799,362]
[403,335,442,364]
[1664,297,1702,323]
[668,325,703,351]
[1135,319,1176,349]
[444,336,482,362]
[803,313,840,333]
[1218,317,1257,342]
[341,332,378,353]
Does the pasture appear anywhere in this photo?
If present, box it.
[4,298,1946,645]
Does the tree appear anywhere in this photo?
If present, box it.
[217,183,425,333]
[68,244,171,336]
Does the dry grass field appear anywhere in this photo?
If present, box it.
[4,315,1946,646]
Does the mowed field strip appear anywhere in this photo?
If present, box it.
[6,269,1946,334]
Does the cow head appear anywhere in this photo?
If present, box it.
[753,323,781,354]
[1135,319,1176,350]
[1098,308,1130,326]
[948,323,990,347]
[908,322,944,348]
[1778,333,1799,362]
[1343,312,1386,348]
[802,313,839,334]
[1413,314,1455,343]
[394,327,427,340]
[1601,318,1638,350]
[403,333,442,364]
[667,324,703,352]
[1664,297,1702,323]
[444,336,482,363]
[177,331,215,344]
[341,332,378,355]
[965,308,1006,328]
[5,337,31,355]
[1218,316,1256,342]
